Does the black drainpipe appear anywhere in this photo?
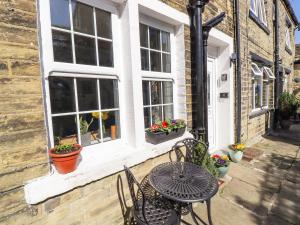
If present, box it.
[234,0,242,143]
[190,0,208,141]
[273,0,280,130]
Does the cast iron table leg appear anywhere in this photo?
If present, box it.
[188,204,200,225]
[206,199,214,225]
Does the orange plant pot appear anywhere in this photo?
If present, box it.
[49,144,82,174]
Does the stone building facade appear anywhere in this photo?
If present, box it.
[0,0,297,225]
[294,44,300,96]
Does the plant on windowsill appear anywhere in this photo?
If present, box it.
[229,143,246,163]
[49,143,82,174]
[211,154,230,178]
[145,119,186,145]
[279,92,300,129]
[79,116,93,146]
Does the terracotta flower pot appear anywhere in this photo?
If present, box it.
[49,144,82,174]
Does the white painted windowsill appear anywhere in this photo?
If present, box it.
[24,132,193,204]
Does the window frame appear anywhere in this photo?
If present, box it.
[139,15,177,126]
[251,63,263,111]
[285,27,292,51]
[40,0,122,148]
[250,0,268,27]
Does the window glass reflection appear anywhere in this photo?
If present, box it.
[102,111,121,141]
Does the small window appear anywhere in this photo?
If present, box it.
[142,80,173,128]
[285,28,292,50]
[250,0,267,26]
[50,0,114,67]
[263,67,275,108]
[251,63,263,110]
[49,77,121,146]
[140,24,171,73]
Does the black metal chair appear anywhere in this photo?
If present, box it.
[124,166,181,225]
[171,138,208,164]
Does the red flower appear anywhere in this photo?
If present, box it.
[162,121,169,128]
[212,154,220,159]
[151,124,160,132]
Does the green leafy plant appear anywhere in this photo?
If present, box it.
[79,117,93,135]
[193,144,219,178]
[146,119,186,134]
[52,144,80,154]
[279,92,300,119]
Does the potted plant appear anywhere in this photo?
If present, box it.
[79,116,93,146]
[279,92,299,129]
[229,143,246,163]
[49,143,82,174]
[211,154,230,178]
[145,119,186,144]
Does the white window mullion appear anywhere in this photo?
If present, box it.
[69,0,76,64]
[93,8,100,66]
[148,81,152,125]
[97,79,103,142]
[74,78,81,145]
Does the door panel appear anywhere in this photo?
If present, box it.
[207,59,215,149]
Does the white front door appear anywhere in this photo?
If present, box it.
[207,58,216,149]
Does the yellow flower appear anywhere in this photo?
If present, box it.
[91,112,100,119]
[102,112,109,120]
[236,143,245,151]
[221,155,229,161]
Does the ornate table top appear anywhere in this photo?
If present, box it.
[149,162,219,203]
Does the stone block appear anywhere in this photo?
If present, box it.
[0,43,38,61]
[0,188,26,218]
[0,163,48,192]
[220,179,274,217]
[0,5,36,28]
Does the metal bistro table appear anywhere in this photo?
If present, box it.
[149,162,219,225]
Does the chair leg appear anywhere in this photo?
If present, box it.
[206,199,214,225]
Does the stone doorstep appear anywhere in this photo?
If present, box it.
[242,147,264,162]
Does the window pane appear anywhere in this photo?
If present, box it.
[50,0,71,29]
[163,82,173,104]
[140,24,148,47]
[142,81,150,105]
[152,106,162,124]
[52,30,73,63]
[141,49,149,71]
[263,81,268,106]
[150,51,161,72]
[102,111,121,141]
[144,107,151,128]
[77,78,98,111]
[100,79,119,109]
[53,115,77,145]
[161,31,170,52]
[254,79,261,108]
[75,35,97,65]
[98,40,114,67]
[162,53,171,73]
[250,0,256,13]
[149,27,160,50]
[72,2,94,35]
[79,113,100,146]
[96,9,112,39]
[151,81,162,105]
[163,105,173,120]
[49,77,75,114]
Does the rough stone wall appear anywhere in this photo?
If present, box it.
[0,0,49,223]
[294,44,300,96]
[278,0,296,93]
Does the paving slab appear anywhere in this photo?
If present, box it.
[266,214,294,225]
[182,194,263,225]
[228,163,281,192]
[220,179,274,217]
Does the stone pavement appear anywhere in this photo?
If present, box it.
[183,136,300,225]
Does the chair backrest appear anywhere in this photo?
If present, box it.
[124,166,147,224]
[171,138,208,164]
